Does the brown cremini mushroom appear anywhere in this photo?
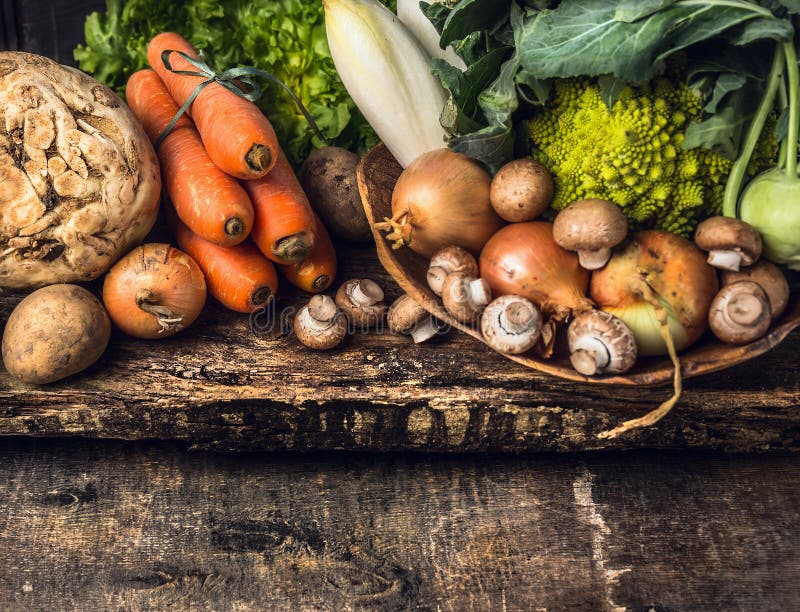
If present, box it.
[567,310,638,376]
[387,294,441,343]
[441,272,492,325]
[708,280,772,345]
[480,295,542,354]
[694,216,762,271]
[427,245,478,296]
[335,279,387,329]
[553,199,628,270]
[293,294,348,350]
[720,259,790,321]
[490,159,554,222]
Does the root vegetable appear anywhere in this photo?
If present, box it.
[103,243,206,339]
[147,32,279,179]
[2,284,110,384]
[300,147,371,242]
[479,222,592,321]
[0,52,161,289]
[376,149,504,258]
[278,219,337,293]
[126,69,253,247]
[490,159,553,222]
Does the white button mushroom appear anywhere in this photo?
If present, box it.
[480,295,542,354]
[694,216,763,271]
[567,310,638,376]
[708,280,772,345]
[335,278,387,329]
[426,245,478,296]
[720,259,790,321]
[387,294,442,343]
[553,199,629,270]
[441,272,492,325]
[293,294,348,350]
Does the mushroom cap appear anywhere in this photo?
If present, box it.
[427,245,478,296]
[441,272,491,325]
[553,199,628,253]
[708,280,771,345]
[720,259,789,321]
[387,294,429,334]
[567,310,638,375]
[293,295,348,350]
[694,216,763,266]
[480,295,542,354]
[335,279,387,328]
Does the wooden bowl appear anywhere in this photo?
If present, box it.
[357,144,800,386]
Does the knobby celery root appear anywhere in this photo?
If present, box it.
[0,52,161,289]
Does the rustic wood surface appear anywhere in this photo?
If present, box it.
[0,438,799,611]
[0,238,799,453]
[1,2,800,452]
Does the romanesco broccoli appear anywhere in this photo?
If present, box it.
[529,78,776,236]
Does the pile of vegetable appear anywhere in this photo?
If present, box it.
[322,0,799,435]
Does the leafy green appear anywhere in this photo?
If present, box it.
[74,0,396,166]
[421,0,796,170]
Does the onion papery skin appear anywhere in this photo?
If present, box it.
[103,243,207,339]
[590,231,718,356]
[390,149,505,257]
[479,222,592,320]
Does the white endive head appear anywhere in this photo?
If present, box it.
[397,0,467,71]
[324,0,449,167]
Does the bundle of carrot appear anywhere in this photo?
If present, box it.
[124,32,337,315]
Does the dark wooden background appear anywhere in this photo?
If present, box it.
[2,2,800,609]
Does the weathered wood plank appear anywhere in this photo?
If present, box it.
[1,244,799,453]
[0,439,798,610]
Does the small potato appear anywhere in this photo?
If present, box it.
[300,146,372,242]
[2,284,111,384]
[490,158,554,222]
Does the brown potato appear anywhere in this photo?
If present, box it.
[2,284,111,384]
[300,146,372,242]
[490,159,554,222]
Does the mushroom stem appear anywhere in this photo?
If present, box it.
[410,318,440,343]
[304,294,339,331]
[427,266,449,296]
[569,336,611,376]
[466,278,491,309]
[499,300,537,335]
[349,279,384,306]
[577,248,612,271]
[726,292,766,326]
[707,249,743,271]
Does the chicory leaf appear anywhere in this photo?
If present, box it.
[440,0,511,47]
[449,124,514,173]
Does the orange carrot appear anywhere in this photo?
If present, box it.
[147,32,279,180]
[171,209,278,313]
[244,148,318,264]
[279,217,337,293]
[126,70,254,247]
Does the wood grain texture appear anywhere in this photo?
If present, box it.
[0,439,799,611]
[0,240,798,453]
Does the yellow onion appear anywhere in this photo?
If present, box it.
[377,149,505,258]
[103,243,207,339]
[590,231,718,356]
[591,231,718,440]
[479,221,592,320]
